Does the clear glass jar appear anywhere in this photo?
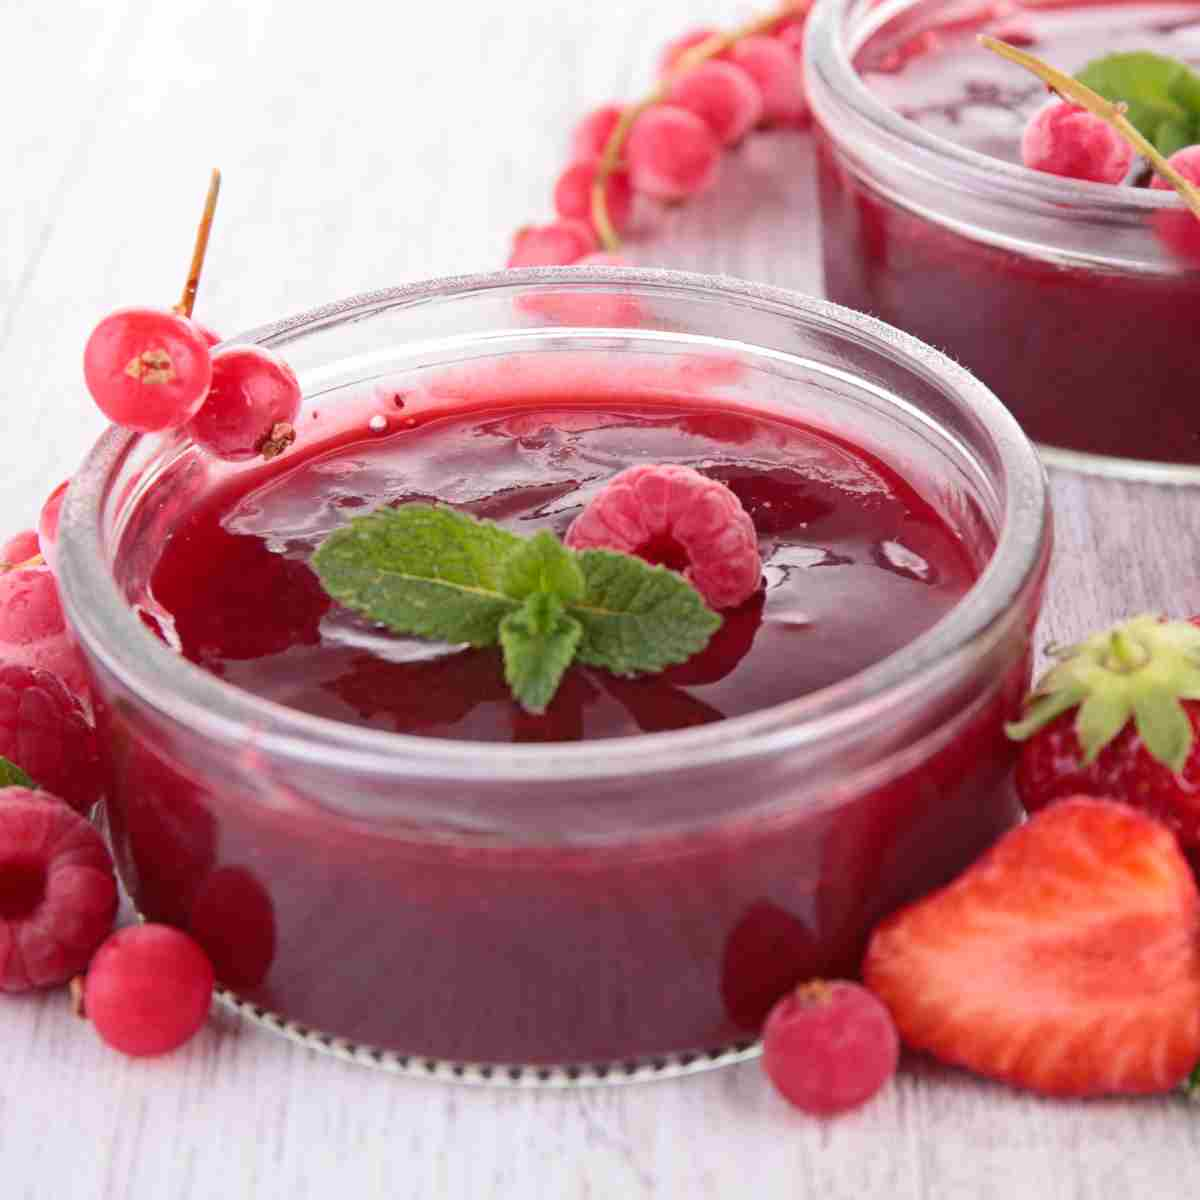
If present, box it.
[806,0,1200,483]
[56,268,1049,1082]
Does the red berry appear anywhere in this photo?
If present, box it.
[83,924,215,1057]
[553,160,634,234]
[725,36,806,126]
[762,980,899,1114]
[0,530,40,569]
[37,480,68,573]
[1150,146,1200,265]
[0,665,102,814]
[186,345,301,462]
[84,307,212,432]
[1021,101,1133,184]
[0,788,117,992]
[1009,616,1200,853]
[665,60,765,146]
[0,566,91,702]
[571,104,625,160]
[626,105,721,201]
[191,320,222,348]
[773,20,812,128]
[507,219,599,267]
[864,798,1200,1097]
[565,463,761,609]
[658,27,719,77]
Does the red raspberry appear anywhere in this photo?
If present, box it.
[1,530,40,569]
[1150,146,1200,266]
[553,160,634,235]
[565,464,761,609]
[0,566,91,702]
[507,219,598,267]
[0,665,102,814]
[0,788,117,992]
[83,924,215,1057]
[664,59,765,146]
[1021,101,1133,184]
[762,980,900,1115]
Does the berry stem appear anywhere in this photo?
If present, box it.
[0,553,44,575]
[980,37,1200,222]
[590,3,807,249]
[174,169,222,320]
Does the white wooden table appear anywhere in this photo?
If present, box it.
[3,1,1199,1196]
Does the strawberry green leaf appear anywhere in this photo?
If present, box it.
[500,530,585,605]
[1184,1060,1200,1102]
[571,549,722,675]
[1076,52,1200,155]
[312,504,521,646]
[0,757,36,789]
[499,592,582,713]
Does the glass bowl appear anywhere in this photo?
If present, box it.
[806,0,1200,483]
[56,267,1050,1083]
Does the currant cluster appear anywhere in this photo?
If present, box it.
[508,4,811,267]
[83,172,302,460]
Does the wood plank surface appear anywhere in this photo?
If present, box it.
[1,1,1198,1196]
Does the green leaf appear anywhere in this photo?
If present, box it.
[312,504,521,646]
[570,550,722,675]
[499,530,585,605]
[0,757,36,789]
[1183,1059,1200,1102]
[1077,52,1200,155]
[499,592,582,713]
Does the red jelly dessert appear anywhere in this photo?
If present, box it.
[807,0,1200,475]
[56,273,1049,1071]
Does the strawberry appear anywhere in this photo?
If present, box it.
[864,798,1200,1097]
[1007,615,1200,857]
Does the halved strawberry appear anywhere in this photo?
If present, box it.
[863,797,1200,1097]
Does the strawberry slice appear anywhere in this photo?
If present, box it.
[863,797,1200,1097]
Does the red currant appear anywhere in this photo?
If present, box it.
[664,59,764,146]
[762,980,899,1115]
[571,104,625,160]
[508,219,599,267]
[37,480,68,573]
[83,924,215,1057]
[1021,101,1134,184]
[554,160,634,234]
[626,105,721,200]
[191,320,222,347]
[84,307,213,432]
[0,530,40,570]
[186,345,301,461]
[725,36,807,127]
[1150,145,1200,265]
[658,27,719,77]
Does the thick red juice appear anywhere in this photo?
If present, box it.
[817,2,1200,465]
[103,397,1025,1065]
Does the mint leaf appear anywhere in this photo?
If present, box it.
[499,592,583,713]
[1077,52,1200,155]
[312,504,521,645]
[571,550,722,675]
[0,757,36,789]
[500,530,585,604]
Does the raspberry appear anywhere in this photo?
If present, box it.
[571,104,625,160]
[665,60,764,146]
[508,219,599,267]
[0,788,117,992]
[725,36,807,126]
[0,665,102,814]
[82,924,215,1057]
[565,463,761,609]
[0,566,91,702]
[626,105,721,201]
[1021,102,1133,184]
[1150,146,1200,266]
[657,27,719,77]
[1,530,40,569]
[762,980,900,1115]
[553,159,634,235]
[37,479,68,572]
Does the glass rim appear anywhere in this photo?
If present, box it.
[805,0,1192,217]
[56,266,1050,784]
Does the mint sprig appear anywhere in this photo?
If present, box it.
[312,505,722,713]
[0,757,36,789]
[1076,52,1200,157]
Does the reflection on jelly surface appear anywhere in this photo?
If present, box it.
[146,403,976,741]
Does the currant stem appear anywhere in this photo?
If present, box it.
[590,3,808,250]
[980,37,1200,222]
[175,168,222,320]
